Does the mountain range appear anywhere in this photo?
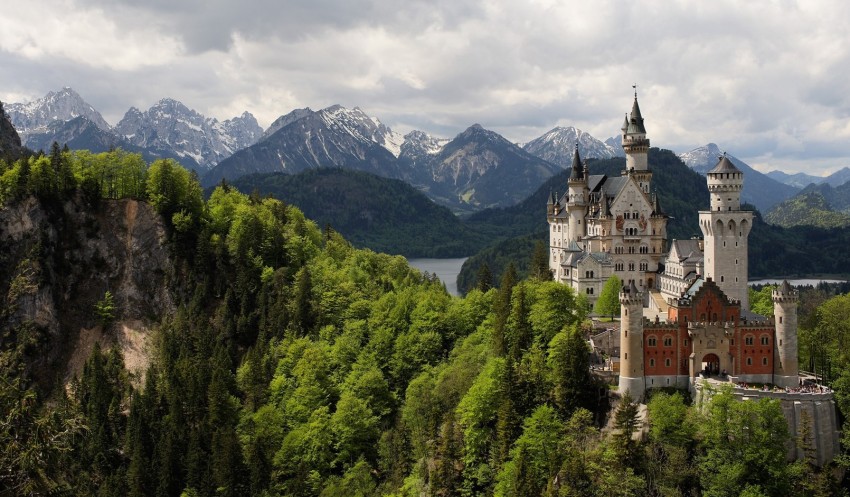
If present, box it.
[5,87,262,171]
[7,87,829,214]
[767,167,850,189]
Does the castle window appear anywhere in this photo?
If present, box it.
[762,357,768,366]
[665,358,671,367]
[720,276,724,283]
[684,339,689,346]
[745,335,754,346]
[663,336,673,347]
[650,358,655,367]
[779,316,783,324]
[625,352,628,359]
[746,357,753,366]
[761,336,769,345]
[648,337,657,347]
[629,263,635,271]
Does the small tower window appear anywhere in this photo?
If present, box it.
[746,357,753,366]
[761,336,769,346]
[762,357,768,366]
[779,316,783,324]
[665,358,671,367]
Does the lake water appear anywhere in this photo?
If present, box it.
[407,257,468,296]
[749,278,846,286]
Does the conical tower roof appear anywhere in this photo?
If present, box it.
[627,97,647,134]
[707,153,741,174]
[569,144,584,180]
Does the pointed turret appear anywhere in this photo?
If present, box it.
[621,113,629,132]
[547,189,555,207]
[622,90,650,173]
[569,144,584,181]
[627,97,646,134]
[652,192,663,216]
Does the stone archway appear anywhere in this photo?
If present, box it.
[701,353,720,376]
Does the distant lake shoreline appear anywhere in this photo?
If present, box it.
[749,277,847,286]
[407,257,468,296]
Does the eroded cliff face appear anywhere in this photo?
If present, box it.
[0,196,175,387]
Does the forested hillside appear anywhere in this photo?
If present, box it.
[0,147,845,496]
[229,169,489,257]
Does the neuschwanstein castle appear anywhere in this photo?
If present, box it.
[547,94,839,463]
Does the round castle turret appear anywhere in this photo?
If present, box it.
[567,145,588,245]
[773,280,799,388]
[619,281,645,399]
[698,154,753,310]
[707,154,743,212]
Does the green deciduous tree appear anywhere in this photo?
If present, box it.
[594,275,622,320]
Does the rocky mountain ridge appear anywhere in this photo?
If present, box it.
[0,100,24,160]
[522,126,624,168]
[767,167,850,189]
[6,88,261,172]
[115,98,262,170]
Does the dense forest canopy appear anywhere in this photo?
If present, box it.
[0,146,847,496]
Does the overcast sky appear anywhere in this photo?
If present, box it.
[2,0,849,175]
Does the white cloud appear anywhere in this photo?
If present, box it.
[1,0,850,174]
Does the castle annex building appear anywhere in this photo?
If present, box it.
[549,94,839,464]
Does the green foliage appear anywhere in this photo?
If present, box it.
[749,284,776,317]
[594,275,621,319]
[231,169,490,257]
[765,190,850,228]
[94,290,116,327]
[697,386,791,497]
[4,150,842,497]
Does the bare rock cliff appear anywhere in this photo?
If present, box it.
[0,196,175,387]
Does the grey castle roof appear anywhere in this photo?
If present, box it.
[569,145,584,180]
[708,154,740,174]
[670,239,703,261]
[627,98,647,134]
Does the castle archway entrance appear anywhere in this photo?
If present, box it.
[701,353,720,376]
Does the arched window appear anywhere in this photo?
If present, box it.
[746,357,753,366]
[745,335,754,346]
[665,358,671,367]
[648,336,657,347]
[663,336,673,347]
[760,335,769,345]
[762,357,769,366]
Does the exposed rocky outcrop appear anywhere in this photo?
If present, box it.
[0,101,24,161]
[0,196,176,387]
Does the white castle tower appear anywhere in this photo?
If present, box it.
[622,92,652,194]
[698,154,753,310]
[618,281,645,399]
[773,280,799,388]
[566,145,588,246]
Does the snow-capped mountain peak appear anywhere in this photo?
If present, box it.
[6,87,111,140]
[114,98,262,170]
[317,105,403,157]
[522,126,623,168]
